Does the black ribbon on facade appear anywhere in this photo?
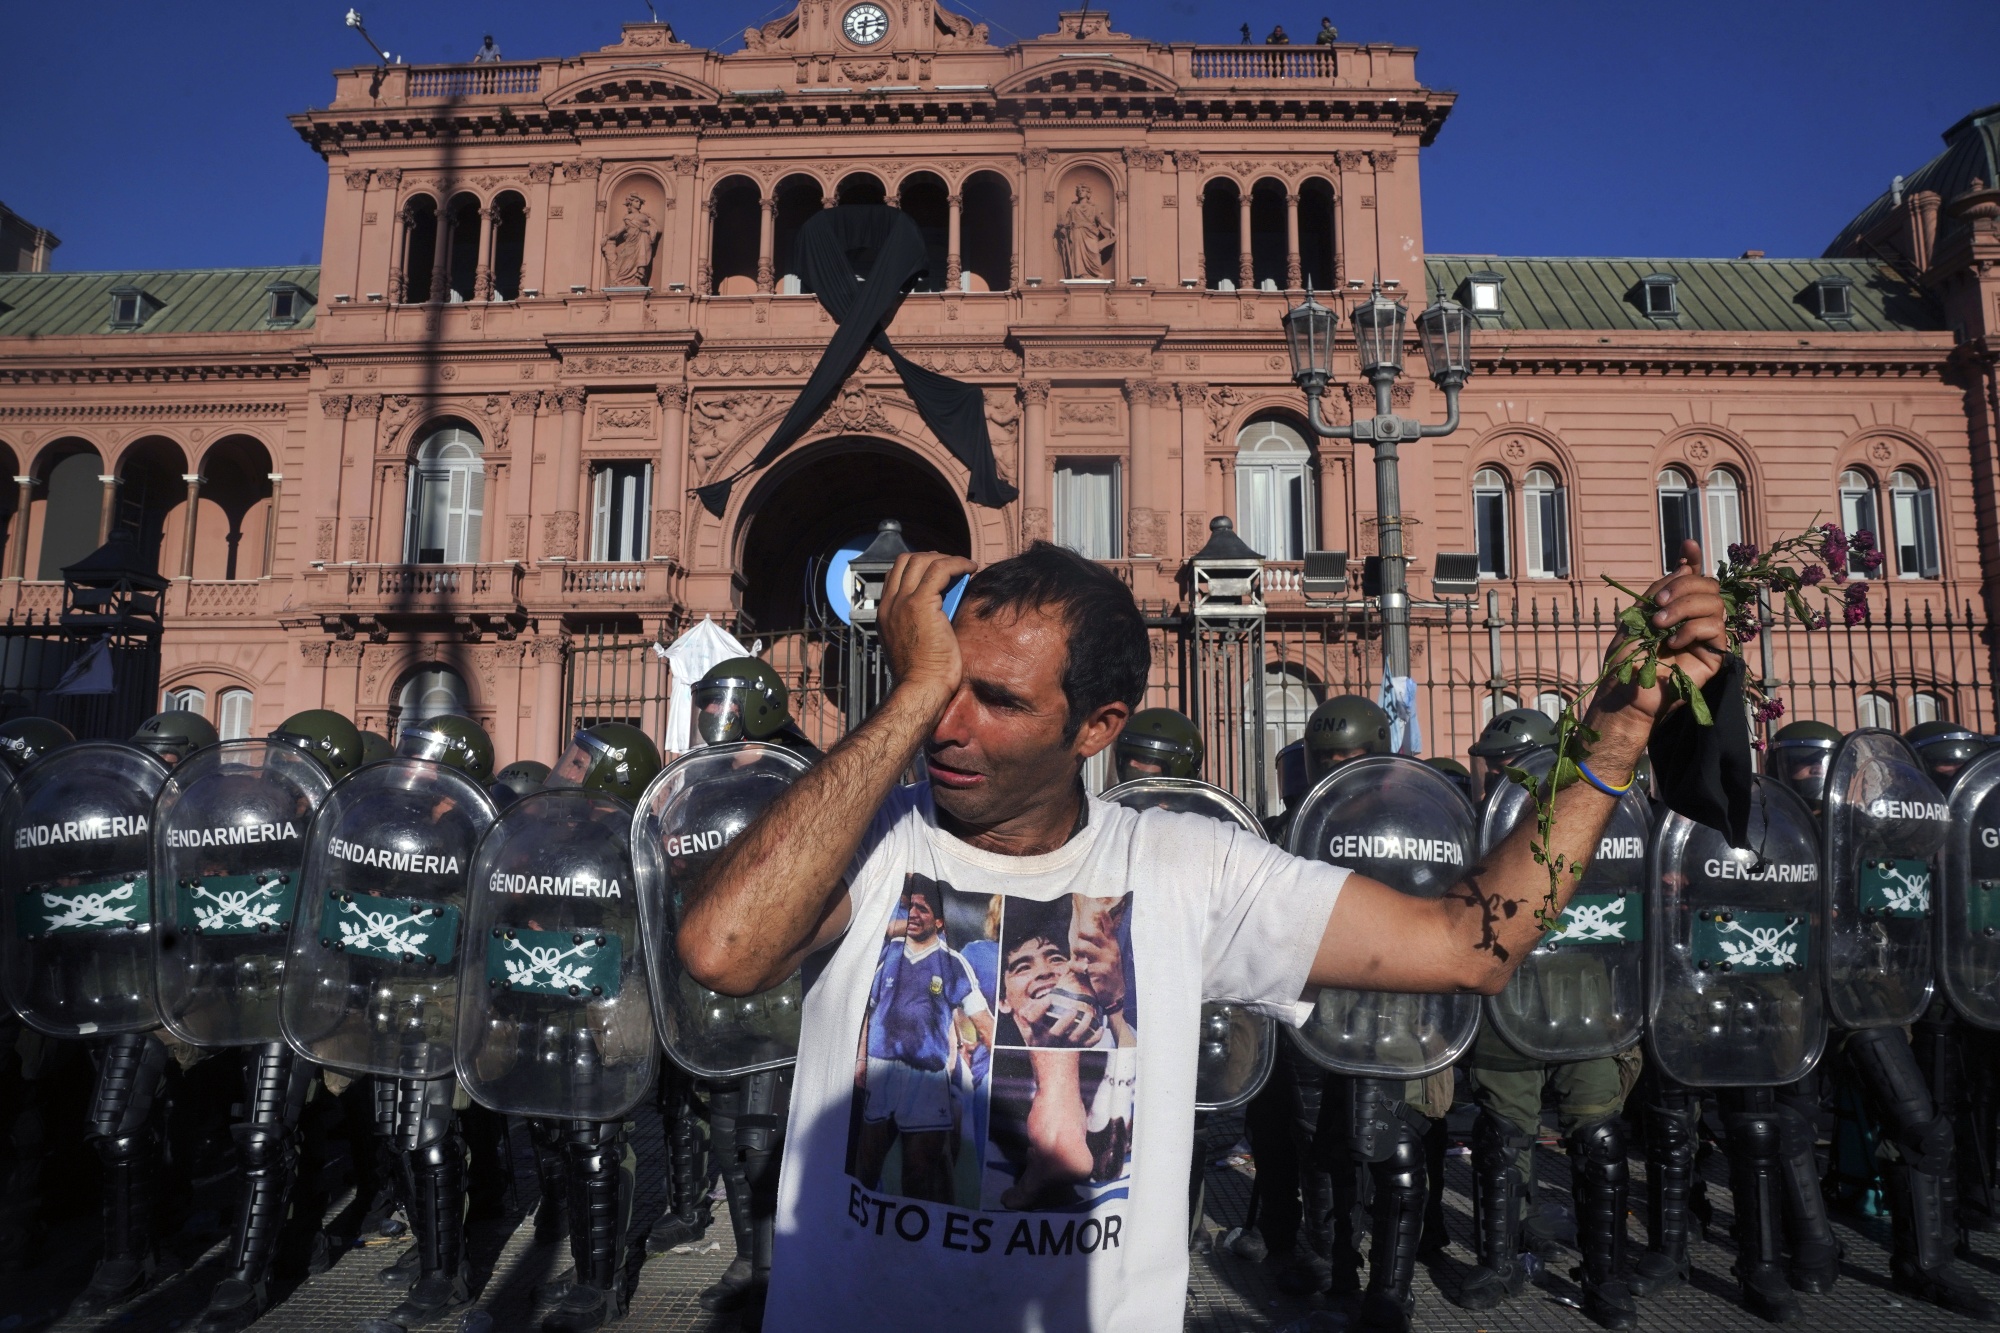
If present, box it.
[694,205,1019,518]
[1647,653,1755,848]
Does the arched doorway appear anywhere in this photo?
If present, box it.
[735,437,971,630]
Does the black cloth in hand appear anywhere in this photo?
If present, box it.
[1647,653,1754,848]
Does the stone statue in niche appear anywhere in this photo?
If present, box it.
[600,194,658,287]
[1055,184,1116,280]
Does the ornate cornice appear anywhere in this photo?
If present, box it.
[0,360,309,386]
[0,401,294,422]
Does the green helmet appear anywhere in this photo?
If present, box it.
[490,759,550,809]
[1424,756,1474,802]
[549,723,662,802]
[270,709,365,780]
[0,716,74,773]
[359,730,394,766]
[1906,718,1983,793]
[693,657,790,744]
[1767,718,1842,808]
[396,713,494,782]
[132,709,219,766]
[1303,695,1390,781]
[1115,708,1203,783]
[1274,739,1310,807]
[1470,708,1558,758]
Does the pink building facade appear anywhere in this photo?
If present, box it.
[0,6,1993,781]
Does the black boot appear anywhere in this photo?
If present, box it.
[1631,1087,1694,1297]
[648,1070,711,1255]
[360,1087,471,1333]
[736,1068,789,1333]
[1887,1160,1999,1320]
[1775,1098,1840,1293]
[531,1120,570,1247]
[543,1122,631,1333]
[698,1080,756,1314]
[198,1043,315,1333]
[1455,1110,1527,1310]
[1568,1118,1638,1331]
[1725,1101,1800,1324]
[1355,1129,1426,1333]
[72,1034,172,1317]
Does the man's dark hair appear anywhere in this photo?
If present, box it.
[901,875,942,920]
[1000,895,1071,962]
[962,542,1150,743]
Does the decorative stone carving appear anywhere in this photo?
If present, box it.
[345,519,370,562]
[556,387,588,413]
[1172,150,1203,171]
[653,509,683,563]
[841,60,889,81]
[600,194,658,287]
[1176,382,1208,407]
[377,168,402,190]
[1371,149,1398,171]
[563,158,604,182]
[544,510,580,561]
[1024,347,1149,370]
[823,384,893,435]
[298,640,331,666]
[1058,401,1117,428]
[1502,438,1528,463]
[320,395,351,419]
[1390,383,1414,408]
[314,520,336,562]
[689,392,776,474]
[934,5,989,48]
[1128,507,1168,558]
[350,394,382,417]
[983,390,1020,450]
[1185,514,1211,555]
[527,162,557,184]
[1687,438,1713,463]
[1205,386,1250,446]
[1023,147,1052,168]
[529,636,569,666]
[1121,147,1166,171]
[1022,380,1051,406]
[596,406,653,432]
[1868,438,1895,464]
[509,391,540,415]
[331,640,365,667]
[1023,507,1051,543]
[568,354,676,376]
[1054,183,1116,280]
[1338,150,1368,171]
[657,384,689,408]
[344,169,372,191]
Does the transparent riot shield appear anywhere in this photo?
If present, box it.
[1647,776,1826,1087]
[632,743,810,1079]
[1103,776,1277,1112]
[1284,756,1480,1077]
[456,788,656,1120]
[154,740,331,1048]
[1,743,169,1038]
[1477,752,1647,1062]
[279,759,495,1079]
[1941,747,2000,1030]
[1824,729,1944,1030]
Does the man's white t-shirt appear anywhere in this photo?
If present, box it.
[764,782,1346,1332]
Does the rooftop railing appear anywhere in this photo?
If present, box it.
[407,64,541,99]
[1188,47,1335,80]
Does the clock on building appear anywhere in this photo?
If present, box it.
[842,3,889,45]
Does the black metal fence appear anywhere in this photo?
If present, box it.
[0,609,160,741]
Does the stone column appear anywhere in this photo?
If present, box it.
[756,197,776,293]
[8,476,33,580]
[524,163,555,297]
[293,640,330,712]
[473,206,497,301]
[1285,191,1302,290]
[698,200,716,295]
[531,635,568,763]
[97,473,118,545]
[479,459,505,564]
[1021,380,1050,542]
[1237,188,1254,288]
[327,640,365,719]
[1176,384,1209,559]
[946,193,963,289]
[317,394,352,565]
[1123,380,1156,558]
[177,473,202,579]
[262,472,283,578]
[505,391,541,563]
[429,205,452,303]
[545,387,586,560]
[655,385,688,564]
[1023,148,1049,285]
[386,199,411,303]
[347,395,383,564]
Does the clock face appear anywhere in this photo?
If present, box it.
[842,3,889,45]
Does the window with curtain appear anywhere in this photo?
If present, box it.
[1704,470,1743,565]
[1910,691,1943,726]
[1255,666,1320,816]
[396,666,471,736]
[1474,467,1509,578]
[590,461,652,562]
[1053,459,1120,560]
[1888,468,1940,579]
[1533,690,1566,721]
[1480,691,1523,726]
[1856,691,1896,731]
[218,689,254,741]
[406,424,485,564]
[162,686,206,717]
[1839,469,1878,579]
[1657,469,1700,573]
[1234,419,1314,560]
[1523,467,1569,578]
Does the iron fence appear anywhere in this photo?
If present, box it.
[0,609,159,740]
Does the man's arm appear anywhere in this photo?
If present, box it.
[677,553,973,996]
[1306,541,1728,997]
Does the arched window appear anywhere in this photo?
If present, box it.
[1657,469,1700,573]
[772,174,824,294]
[1255,665,1320,816]
[1705,469,1744,563]
[708,176,761,295]
[898,172,951,292]
[1856,691,1896,731]
[218,688,254,741]
[162,686,206,717]
[1249,178,1288,290]
[1202,180,1242,290]
[1522,466,1569,578]
[489,192,527,301]
[397,666,471,735]
[960,171,1013,292]
[1474,467,1509,579]
[1910,691,1944,727]
[405,424,484,564]
[442,193,481,303]
[1533,690,1566,722]
[1839,468,1878,578]
[400,195,439,303]
[1888,468,1940,578]
[38,446,104,580]
[1296,178,1336,291]
[1480,691,1523,726]
[1235,418,1313,560]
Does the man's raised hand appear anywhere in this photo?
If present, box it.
[1600,538,1731,724]
[879,552,976,709]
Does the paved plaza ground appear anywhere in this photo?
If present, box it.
[8,1101,1998,1333]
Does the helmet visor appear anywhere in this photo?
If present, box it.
[397,727,456,764]
[1114,732,1192,783]
[694,685,755,745]
[1468,749,1532,806]
[549,730,613,789]
[1765,740,1833,807]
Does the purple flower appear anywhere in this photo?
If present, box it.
[1727,542,1759,565]
[1811,611,1831,629]
[1800,564,1826,586]
[1844,602,1869,626]
[1755,697,1786,724]
[1861,548,1885,572]
[1820,522,1846,543]
[1845,581,1870,603]
[1851,528,1876,553]
[1820,524,1850,571]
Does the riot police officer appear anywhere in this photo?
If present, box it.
[1112,707,1204,783]
[1266,739,1309,842]
[459,723,661,1333]
[1907,719,1984,796]
[0,714,75,774]
[282,713,498,1333]
[1466,708,1557,805]
[133,708,220,768]
[157,709,344,1332]
[1457,718,1649,1330]
[1423,756,1473,805]
[492,760,552,811]
[1938,745,2000,1239]
[271,709,368,784]
[1766,720,1841,818]
[360,730,395,767]
[692,657,822,760]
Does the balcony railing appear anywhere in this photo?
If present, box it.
[407,64,540,99]
[352,564,494,597]
[1188,47,1335,80]
[185,581,263,618]
[562,564,651,595]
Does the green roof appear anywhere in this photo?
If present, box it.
[1423,256,1939,334]
[1826,103,2000,259]
[0,265,318,338]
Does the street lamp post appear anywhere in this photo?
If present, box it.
[1282,281,1473,679]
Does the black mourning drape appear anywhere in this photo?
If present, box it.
[693,205,1018,518]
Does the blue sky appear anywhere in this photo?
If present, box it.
[4,1,1994,271]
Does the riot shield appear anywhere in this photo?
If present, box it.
[1284,756,1480,1077]
[1103,776,1277,1112]
[1647,776,1826,1087]
[279,759,496,1079]
[632,742,810,1080]
[1,743,169,1038]
[1824,729,1944,1029]
[1940,747,2000,1030]
[456,788,656,1120]
[1477,752,1647,1062]
[154,740,331,1048]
